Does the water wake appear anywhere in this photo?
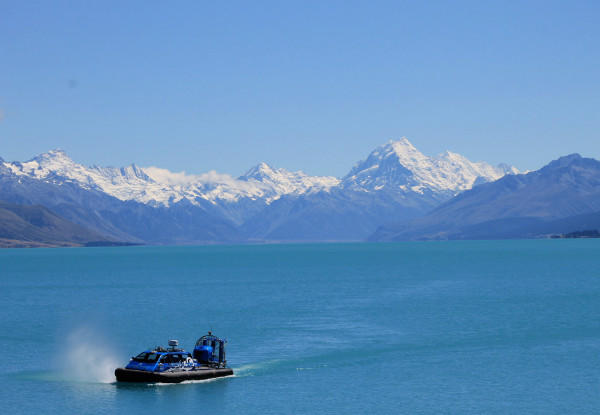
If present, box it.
[149,377,228,387]
[232,359,285,377]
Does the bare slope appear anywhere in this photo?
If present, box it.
[0,201,132,247]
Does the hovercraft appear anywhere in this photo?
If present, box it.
[115,332,233,383]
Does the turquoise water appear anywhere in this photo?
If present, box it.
[1,240,600,414]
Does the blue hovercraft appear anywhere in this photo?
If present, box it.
[115,332,233,383]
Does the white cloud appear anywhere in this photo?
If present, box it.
[142,167,272,197]
[142,166,201,185]
[197,170,266,192]
[197,170,238,185]
[143,166,246,187]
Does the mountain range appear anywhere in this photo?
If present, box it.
[0,138,519,245]
[371,154,600,241]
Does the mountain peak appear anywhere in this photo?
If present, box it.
[383,137,420,155]
[253,161,271,169]
[389,138,429,164]
[48,148,69,157]
[120,163,152,181]
[27,149,75,171]
[348,138,427,175]
[537,153,583,173]
[551,153,582,165]
[497,163,520,175]
[390,137,413,146]
[38,148,69,158]
[30,148,73,164]
[238,162,279,181]
[342,137,513,195]
[391,137,416,147]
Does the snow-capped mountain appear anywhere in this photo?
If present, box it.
[238,162,340,197]
[4,149,172,205]
[371,154,600,241]
[2,150,339,209]
[342,138,518,196]
[240,138,519,241]
[2,139,513,209]
[0,138,519,243]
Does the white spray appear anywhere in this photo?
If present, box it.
[61,324,120,383]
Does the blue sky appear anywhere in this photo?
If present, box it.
[1,1,598,177]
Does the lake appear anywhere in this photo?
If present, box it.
[1,240,600,414]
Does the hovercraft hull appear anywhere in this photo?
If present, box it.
[115,367,234,383]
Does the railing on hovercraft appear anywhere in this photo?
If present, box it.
[192,332,228,368]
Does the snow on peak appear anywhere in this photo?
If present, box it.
[364,138,424,165]
[497,163,520,175]
[34,148,70,160]
[2,141,517,210]
[342,138,518,195]
[238,162,340,198]
[2,150,340,208]
[5,150,178,205]
[8,148,77,180]
[34,148,69,163]
[389,138,426,160]
[238,162,279,181]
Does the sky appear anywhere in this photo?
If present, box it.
[0,0,599,177]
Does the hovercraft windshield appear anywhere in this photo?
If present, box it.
[132,352,161,363]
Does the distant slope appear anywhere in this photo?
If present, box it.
[523,210,600,237]
[0,201,134,248]
[0,167,240,245]
[242,188,439,241]
[371,154,600,241]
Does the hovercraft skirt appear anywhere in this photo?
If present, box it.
[115,367,234,383]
